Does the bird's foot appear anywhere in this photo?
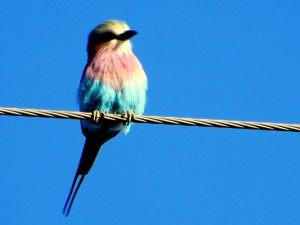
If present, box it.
[92,110,105,123]
[122,111,135,125]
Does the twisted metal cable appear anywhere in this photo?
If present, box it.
[0,106,300,132]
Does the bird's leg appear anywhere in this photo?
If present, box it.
[92,110,105,123]
[122,111,135,125]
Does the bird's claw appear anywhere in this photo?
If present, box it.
[92,110,105,123]
[122,111,135,125]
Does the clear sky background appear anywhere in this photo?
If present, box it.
[0,0,299,224]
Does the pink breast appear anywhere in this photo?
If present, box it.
[85,49,146,91]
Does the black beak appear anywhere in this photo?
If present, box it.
[117,30,138,41]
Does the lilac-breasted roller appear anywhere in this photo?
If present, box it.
[63,20,147,216]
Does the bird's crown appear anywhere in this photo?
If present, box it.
[93,20,130,36]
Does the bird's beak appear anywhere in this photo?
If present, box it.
[117,30,138,41]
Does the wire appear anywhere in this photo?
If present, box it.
[0,106,300,132]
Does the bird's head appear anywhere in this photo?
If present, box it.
[87,20,137,56]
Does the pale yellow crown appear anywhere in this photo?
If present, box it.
[95,20,130,36]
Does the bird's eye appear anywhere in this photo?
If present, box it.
[87,31,119,54]
[89,31,118,44]
[97,32,118,42]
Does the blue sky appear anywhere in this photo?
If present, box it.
[0,0,300,224]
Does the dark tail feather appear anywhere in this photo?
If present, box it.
[63,174,85,216]
[62,173,79,215]
[63,139,102,216]
[77,139,103,175]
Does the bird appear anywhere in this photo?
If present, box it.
[62,20,147,216]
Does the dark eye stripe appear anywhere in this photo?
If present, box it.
[87,31,118,54]
[89,31,118,44]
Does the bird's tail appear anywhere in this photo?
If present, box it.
[63,139,102,216]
